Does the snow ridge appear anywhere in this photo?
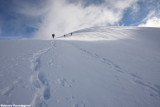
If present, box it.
[0,27,160,107]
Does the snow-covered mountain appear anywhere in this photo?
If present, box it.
[0,27,160,107]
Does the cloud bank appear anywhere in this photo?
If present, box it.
[31,0,139,39]
[1,0,159,40]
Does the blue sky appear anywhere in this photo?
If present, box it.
[0,0,160,39]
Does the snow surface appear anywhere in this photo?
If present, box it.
[0,27,160,107]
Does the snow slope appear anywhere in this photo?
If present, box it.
[0,27,160,107]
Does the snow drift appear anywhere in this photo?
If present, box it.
[0,27,160,107]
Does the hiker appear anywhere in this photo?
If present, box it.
[52,34,55,39]
[64,35,66,37]
[71,33,72,36]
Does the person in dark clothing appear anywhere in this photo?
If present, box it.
[64,35,66,37]
[52,34,55,39]
[71,33,72,36]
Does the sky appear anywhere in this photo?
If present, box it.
[0,0,160,40]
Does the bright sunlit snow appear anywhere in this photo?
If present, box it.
[0,27,160,107]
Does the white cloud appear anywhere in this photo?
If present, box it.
[16,0,139,39]
[138,10,160,27]
[139,17,160,27]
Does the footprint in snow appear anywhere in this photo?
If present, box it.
[34,96,48,107]
[38,72,51,100]
[73,104,86,107]
[43,87,50,100]
[56,78,74,87]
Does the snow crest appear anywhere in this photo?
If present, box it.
[0,27,160,107]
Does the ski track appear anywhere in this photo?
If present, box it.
[65,41,160,97]
[0,56,23,97]
[29,41,54,107]
[66,41,124,73]
[1,77,22,96]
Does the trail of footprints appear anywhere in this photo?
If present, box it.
[38,72,50,100]
[32,72,51,107]
[30,41,160,106]
[30,41,81,107]
[30,46,52,107]
[29,42,78,106]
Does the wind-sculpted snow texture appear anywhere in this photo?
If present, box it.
[0,27,160,107]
